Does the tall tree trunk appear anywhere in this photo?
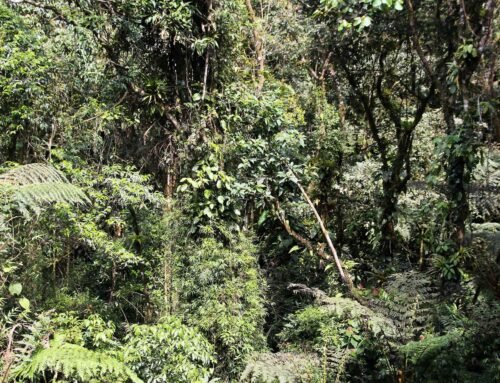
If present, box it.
[446,140,468,245]
[380,183,398,256]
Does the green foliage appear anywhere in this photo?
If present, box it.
[241,352,321,383]
[123,317,215,383]
[278,273,448,382]
[178,148,241,224]
[178,80,309,227]
[0,2,52,161]
[0,157,167,323]
[1,0,498,382]
[315,0,404,32]
[376,271,439,340]
[177,224,267,379]
[468,222,500,299]
[14,337,142,383]
[8,312,217,383]
[470,149,500,221]
[279,292,397,382]
[0,163,89,216]
[10,312,138,383]
[399,301,500,382]
[400,330,462,366]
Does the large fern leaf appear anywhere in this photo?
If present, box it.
[13,340,143,383]
[374,271,439,341]
[399,330,462,366]
[0,163,90,215]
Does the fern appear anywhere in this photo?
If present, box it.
[287,283,396,337]
[241,352,320,383]
[282,285,399,381]
[375,271,439,341]
[470,149,500,221]
[469,223,500,298]
[399,330,462,365]
[13,336,142,383]
[315,296,398,379]
[0,163,89,215]
[285,277,441,380]
[0,163,70,185]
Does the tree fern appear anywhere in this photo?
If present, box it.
[13,336,142,383]
[0,163,89,216]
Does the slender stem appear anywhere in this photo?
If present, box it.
[292,175,348,285]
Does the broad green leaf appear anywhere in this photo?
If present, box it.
[19,297,30,311]
[9,282,22,296]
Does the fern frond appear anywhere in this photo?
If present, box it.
[375,271,439,340]
[241,352,320,382]
[399,330,462,365]
[0,163,69,185]
[320,296,398,339]
[0,163,89,215]
[13,340,142,383]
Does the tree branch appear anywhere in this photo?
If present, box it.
[406,0,436,83]
[376,51,402,131]
[336,54,389,169]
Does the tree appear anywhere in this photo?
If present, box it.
[1,1,498,382]
[312,0,435,256]
[405,0,498,246]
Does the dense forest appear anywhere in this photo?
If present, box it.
[0,0,498,382]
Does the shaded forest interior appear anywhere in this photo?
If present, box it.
[0,0,498,382]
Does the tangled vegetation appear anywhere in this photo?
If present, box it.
[0,0,498,382]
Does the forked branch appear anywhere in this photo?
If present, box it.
[272,166,356,295]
